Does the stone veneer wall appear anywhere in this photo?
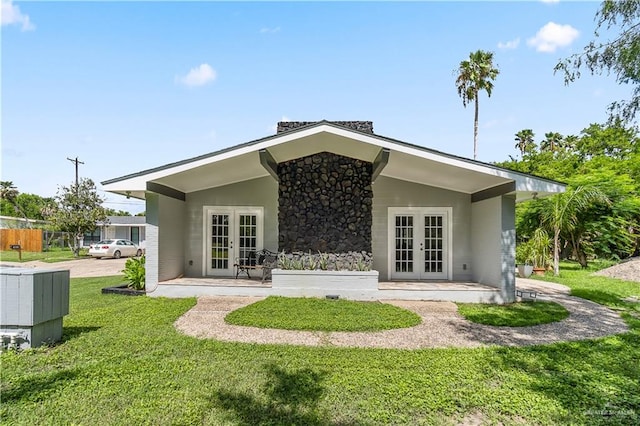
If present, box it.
[277,121,374,134]
[278,152,373,253]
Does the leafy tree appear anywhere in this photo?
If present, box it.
[44,178,108,256]
[0,181,32,226]
[104,208,133,216]
[1,193,55,221]
[571,170,640,259]
[502,120,640,264]
[576,121,638,159]
[514,129,536,157]
[555,0,640,124]
[455,50,499,160]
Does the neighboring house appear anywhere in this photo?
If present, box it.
[83,216,146,248]
[102,121,564,302]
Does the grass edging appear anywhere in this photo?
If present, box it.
[457,301,570,327]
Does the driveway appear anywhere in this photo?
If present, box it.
[0,258,126,278]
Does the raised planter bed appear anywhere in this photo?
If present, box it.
[271,269,379,300]
[101,284,145,296]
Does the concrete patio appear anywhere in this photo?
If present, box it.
[150,276,504,303]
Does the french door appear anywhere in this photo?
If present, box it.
[388,207,451,280]
[204,207,263,276]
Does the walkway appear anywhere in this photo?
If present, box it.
[174,279,629,349]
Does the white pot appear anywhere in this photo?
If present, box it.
[517,264,533,278]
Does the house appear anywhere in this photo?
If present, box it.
[102,121,564,303]
[83,216,146,248]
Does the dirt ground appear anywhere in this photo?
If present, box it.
[0,257,126,278]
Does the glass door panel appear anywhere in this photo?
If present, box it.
[237,214,257,266]
[423,215,445,277]
[393,215,419,279]
[211,214,231,272]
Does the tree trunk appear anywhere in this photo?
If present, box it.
[11,202,33,229]
[473,96,479,160]
[553,227,561,276]
[571,233,588,268]
[74,233,82,257]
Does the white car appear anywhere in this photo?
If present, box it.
[89,239,143,259]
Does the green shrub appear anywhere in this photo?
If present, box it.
[122,256,145,290]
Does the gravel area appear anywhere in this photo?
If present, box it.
[593,257,640,282]
[174,279,629,349]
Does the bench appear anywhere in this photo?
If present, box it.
[234,249,277,282]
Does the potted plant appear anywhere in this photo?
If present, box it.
[529,228,551,276]
[515,241,533,278]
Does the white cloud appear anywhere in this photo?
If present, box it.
[1,0,35,31]
[527,22,579,53]
[175,63,216,87]
[498,38,520,50]
[260,26,281,34]
[540,0,560,3]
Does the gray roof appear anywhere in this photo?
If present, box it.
[101,216,146,226]
[101,120,565,187]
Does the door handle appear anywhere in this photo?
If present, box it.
[419,243,423,251]
[230,242,233,249]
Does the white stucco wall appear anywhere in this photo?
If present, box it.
[183,176,278,278]
[471,197,501,287]
[470,195,516,301]
[146,193,186,287]
[372,175,473,281]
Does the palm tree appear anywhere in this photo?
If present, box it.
[455,50,499,160]
[0,181,18,202]
[540,132,564,152]
[540,186,609,276]
[514,129,536,157]
[563,135,579,152]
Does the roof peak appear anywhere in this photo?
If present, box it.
[276,121,374,134]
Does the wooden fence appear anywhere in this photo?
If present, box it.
[0,229,43,252]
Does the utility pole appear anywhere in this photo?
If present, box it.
[67,157,84,194]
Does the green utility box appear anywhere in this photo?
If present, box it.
[1,268,70,349]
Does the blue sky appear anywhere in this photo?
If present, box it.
[1,1,628,214]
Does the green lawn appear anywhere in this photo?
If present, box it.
[225,296,422,331]
[1,266,639,425]
[457,301,570,327]
[0,247,88,263]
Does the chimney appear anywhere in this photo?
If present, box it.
[276,121,374,134]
